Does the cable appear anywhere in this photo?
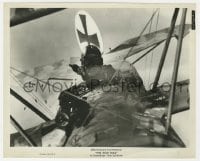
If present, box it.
[148,9,160,87]
[124,9,159,59]
[145,9,154,86]
[109,9,159,84]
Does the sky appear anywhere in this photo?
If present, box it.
[10,8,194,134]
[10,8,192,86]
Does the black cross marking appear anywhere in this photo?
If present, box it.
[77,14,100,47]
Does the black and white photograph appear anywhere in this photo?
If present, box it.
[3,3,196,158]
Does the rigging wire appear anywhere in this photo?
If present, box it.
[147,9,160,87]
[144,9,154,87]
[109,9,159,84]
[10,66,61,90]
[124,9,159,60]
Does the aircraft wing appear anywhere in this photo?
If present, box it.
[10,8,65,27]
[107,24,191,58]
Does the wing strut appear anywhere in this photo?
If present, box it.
[10,115,37,146]
[165,8,187,134]
[152,8,179,90]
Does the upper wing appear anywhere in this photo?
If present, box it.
[107,24,191,58]
[10,8,65,27]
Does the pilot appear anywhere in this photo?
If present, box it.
[69,44,145,94]
[70,45,115,88]
[81,45,103,68]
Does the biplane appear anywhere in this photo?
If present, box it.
[10,8,191,147]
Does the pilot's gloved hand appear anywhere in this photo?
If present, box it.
[69,64,81,73]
